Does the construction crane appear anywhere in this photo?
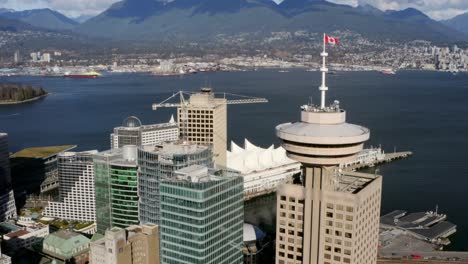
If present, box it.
[152,88,269,111]
[152,88,269,166]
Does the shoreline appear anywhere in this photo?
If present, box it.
[0,93,49,105]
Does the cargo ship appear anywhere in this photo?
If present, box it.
[64,71,101,79]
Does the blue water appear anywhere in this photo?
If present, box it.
[1,70,467,250]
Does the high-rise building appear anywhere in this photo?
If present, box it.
[178,88,227,166]
[94,146,139,234]
[10,145,76,199]
[159,165,243,264]
[13,50,20,64]
[110,116,178,149]
[43,150,98,222]
[0,133,16,222]
[274,45,382,264]
[89,224,160,264]
[153,89,267,168]
[138,142,212,225]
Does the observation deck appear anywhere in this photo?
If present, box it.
[276,104,370,165]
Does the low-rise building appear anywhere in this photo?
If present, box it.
[2,222,49,254]
[89,224,159,264]
[41,230,90,264]
[111,116,178,149]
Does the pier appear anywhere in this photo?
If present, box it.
[343,151,413,171]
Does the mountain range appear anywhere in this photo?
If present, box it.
[442,12,468,35]
[75,0,467,42]
[0,8,78,30]
[0,0,467,44]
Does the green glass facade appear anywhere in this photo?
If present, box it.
[138,143,212,225]
[109,164,139,228]
[94,148,139,234]
[160,169,244,264]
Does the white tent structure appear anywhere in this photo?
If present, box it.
[227,139,301,199]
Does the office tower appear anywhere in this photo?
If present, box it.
[110,116,178,149]
[138,142,212,225]
[94,146,139,234]
[159,165,243,264]
[274,46,382,264]
[43,150,98,222]
[90,224,159,264]
[10,145,76,199]
[153,89,267,168]
[178,88,227,166]
[0,133,16,222]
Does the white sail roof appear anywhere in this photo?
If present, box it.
[227,139,298,174]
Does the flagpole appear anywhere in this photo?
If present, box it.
[320,33,328,109]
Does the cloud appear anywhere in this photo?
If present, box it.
[327,0,468,20]
[0,0,119,17]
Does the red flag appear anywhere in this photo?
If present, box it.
[325,34,339,45]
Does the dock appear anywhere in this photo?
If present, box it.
[343,151,412,171]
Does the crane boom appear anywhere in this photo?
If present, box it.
[152,90,268,110]
[227,98,268,104]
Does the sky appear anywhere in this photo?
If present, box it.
[0,0,467,20]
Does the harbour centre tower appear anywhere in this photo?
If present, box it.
[275,40,382,264]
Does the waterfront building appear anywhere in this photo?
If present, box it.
[90,224,159,264]
[0,133,16,222]
[227,139,301,199]
[274,46,382,264]
[94,146,139,234]
[341,147,385,168]
[110,116,178,149]
[159,165,243,264]
[177,88,228,167]
[10,145,76,200]
[43,150,97,222]
[138,142,212,225]
[41,230,90,264]
[2,222,49,254]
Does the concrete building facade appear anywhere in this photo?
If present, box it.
[111,116,178,149]
[43,150,97,222]
[274,47,382,264]
[0,133,16,222]
[2,223,49,254]
[159,165,244,264]
[89,224,159,264]
[178,88,227,167]
[94,146,140,234]
[137,142,212,225]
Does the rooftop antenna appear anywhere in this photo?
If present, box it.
[319,33,329,109]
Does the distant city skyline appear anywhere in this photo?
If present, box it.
[0,0,466,20]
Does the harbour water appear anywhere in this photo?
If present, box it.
[1,70,467,250]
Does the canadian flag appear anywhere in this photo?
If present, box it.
[325,34,339,45]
